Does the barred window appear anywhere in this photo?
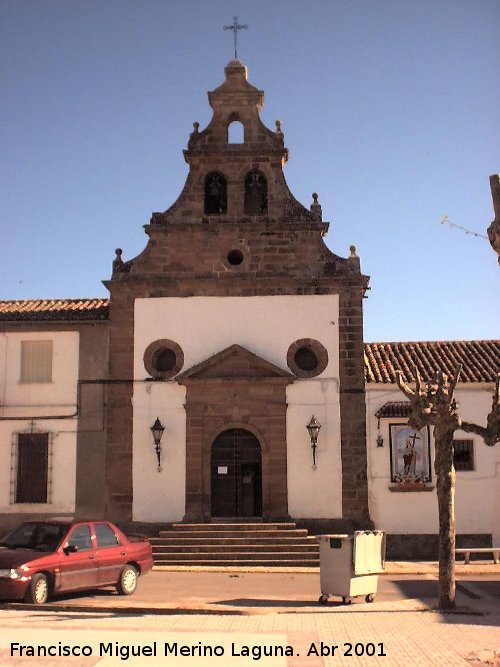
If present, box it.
[20,340,53,383]
[16,433,49,503]
[453,439,474,471]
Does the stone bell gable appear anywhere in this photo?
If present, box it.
[157,59,311,225]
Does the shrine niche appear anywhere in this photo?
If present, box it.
[204,172,227,214]
[389,424,432,484]
[244,171,268,215]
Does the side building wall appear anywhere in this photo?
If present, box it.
[366,384,500,558]
[0,322,108,533]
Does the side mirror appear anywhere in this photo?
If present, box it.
[63,544,78,555]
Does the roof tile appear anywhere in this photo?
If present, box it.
[0,298,109,321]
[364,340,500,383]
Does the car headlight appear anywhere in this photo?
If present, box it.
[0,568,25,580]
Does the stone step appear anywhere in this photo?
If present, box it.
[150,536,318,546]
[152,521,319,568]
[167,522,297,532]
[153,550,319,560]
[152,544,319,554]
[154,559,319,568]
[158,529,309,539]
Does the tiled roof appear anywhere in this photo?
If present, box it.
[0,299,109,321]
[375,401,412,418]
[365,340,500,384]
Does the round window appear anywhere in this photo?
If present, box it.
[153,348,177,372]
[227,249,244,266]
[287,339,328,378]
[294,346,319,372]
[144,339,184,379]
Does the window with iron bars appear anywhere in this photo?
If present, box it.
[453,439,474,471]
[13,433,50,503]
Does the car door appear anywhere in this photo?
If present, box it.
[93,522,126,585]
[58,523,98,592]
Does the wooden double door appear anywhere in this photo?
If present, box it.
[210,429,262,518]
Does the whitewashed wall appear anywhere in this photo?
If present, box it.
[133,295,341,523]
[0,331,79,514]
[366,384,500,538]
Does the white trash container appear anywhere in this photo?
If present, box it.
[317,531,386,605]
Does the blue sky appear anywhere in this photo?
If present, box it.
[1,0,499,342]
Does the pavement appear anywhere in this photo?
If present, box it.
[3,560,499,616]
[1,562,499,667]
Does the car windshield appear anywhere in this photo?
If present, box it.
[0,522,68,551]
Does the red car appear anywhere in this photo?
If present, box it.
[0,519,153,604]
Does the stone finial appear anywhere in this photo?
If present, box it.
[112,248,124,276]
[188,122,200,149]
[348,245,360,272]
[487,174,500,264]
[310,192,322,221]
[275,120,282,134]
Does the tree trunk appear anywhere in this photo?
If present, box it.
[434,427,456,609]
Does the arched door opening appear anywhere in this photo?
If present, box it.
[210,429,262,518]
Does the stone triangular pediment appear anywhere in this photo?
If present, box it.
[176,344,294,382]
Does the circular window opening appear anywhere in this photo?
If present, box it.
[143,339,184,380]
[294,346,319,372]
[154,348,176,372]
[287,338,328,378]
[227,249,244,266]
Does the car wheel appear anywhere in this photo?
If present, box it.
[25,573,49,605]
[116,565,138,595]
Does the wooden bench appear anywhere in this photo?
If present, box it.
[455,547,500,564]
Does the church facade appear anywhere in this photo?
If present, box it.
[104,59,370,531]
[0,61,499,556]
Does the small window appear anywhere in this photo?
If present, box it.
[244,171,268,214]
[95,523,120,548]
[204,172,227,214]
[227,249,244,266]
[453,439,474,471]
[16,433,49,503]
[227,120,244,144]
[143,339,184,380]
[67,525,93,551]
[294,347,318,372]
[20,340,53,383]
[287,339,329,378]
[154,348,177,372]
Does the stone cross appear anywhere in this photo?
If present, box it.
[223,16,248,59]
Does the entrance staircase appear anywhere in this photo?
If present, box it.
[150,522,320,567]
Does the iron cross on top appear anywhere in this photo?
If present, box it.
[223,16,248,59]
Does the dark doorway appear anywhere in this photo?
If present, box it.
[211,429,262,518]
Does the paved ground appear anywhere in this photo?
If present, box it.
[0,562,498,666]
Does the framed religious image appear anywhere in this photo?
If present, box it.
[389,424,432,484]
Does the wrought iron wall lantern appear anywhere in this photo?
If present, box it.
[376,417,384,447]
[150,417,165,472]
[306,415,321,467]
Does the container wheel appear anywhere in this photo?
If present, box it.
[318,594,329,605]
[342,596,353,605]
[365,593,375,603]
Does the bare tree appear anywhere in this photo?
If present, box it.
[396,367,500,609]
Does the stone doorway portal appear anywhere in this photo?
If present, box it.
[210,428,262,518]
